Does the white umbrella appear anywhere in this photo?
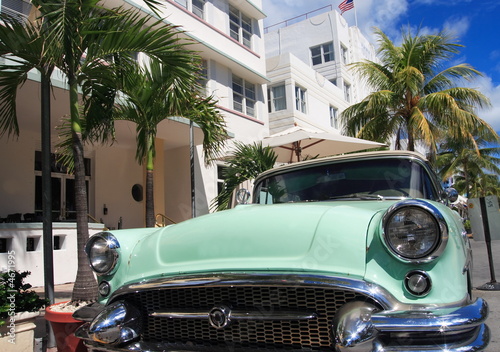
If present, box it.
[262,125,386,163]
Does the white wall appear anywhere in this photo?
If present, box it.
[266,53,349,134]
[0,131,36,219]
[94,144,145,229]
[0,223,105,287]
[265,9,378,135]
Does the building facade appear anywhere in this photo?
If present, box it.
[0,1,380,286]
[265,9,377,134]
[0,0,269,285]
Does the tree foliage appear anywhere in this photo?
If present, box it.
[436,135,500,198]
[341,27,495,153]
[116,58,227,226]
[211,142,277,212]
[0,0,207,302]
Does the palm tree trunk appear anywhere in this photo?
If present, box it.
[69,77,97,302]
[407,122,415,151]
[145,169,155,227]
[145,135,155,227]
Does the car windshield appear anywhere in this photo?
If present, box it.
[253,158,439,204]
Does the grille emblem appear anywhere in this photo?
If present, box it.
[208,305,231,329]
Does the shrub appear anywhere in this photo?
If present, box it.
[0,270,48,326]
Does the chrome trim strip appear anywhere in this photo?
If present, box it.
[371,297,488,332]
[463,244,473,275]
[107,272,470,312]
[80,324,491,352]
[151,310,317,321]
[372,324,490,352]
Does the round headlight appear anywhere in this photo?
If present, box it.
[382,200,448,263]
[85,232,120,275]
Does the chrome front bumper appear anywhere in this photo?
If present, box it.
[333,298,489,351]
[74,274,490,352]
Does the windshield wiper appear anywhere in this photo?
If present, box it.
[328,193,385,201]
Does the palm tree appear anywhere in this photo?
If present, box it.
[116,58,227,227]
[469,174,500,198]
[341,27,495,153]
[436,135,500,198]
[0,7,58,311]
[211,142,277,212]
[1,0,204,303]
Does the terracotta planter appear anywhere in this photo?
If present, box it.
[0,311,39,352]
[45,302,87,352]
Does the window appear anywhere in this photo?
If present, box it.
[217,164,229,208]
[343,82,351,102]
[330,106,339,129]
[310,42,334,66]
[2,0,32,19]
[0,238,9,253]
[295,86,307,113]
[233,75,256,117]
[341,44,349,65]
[229,5,253,48]
[197,60,209,95]
[174,0,187,7]
[174,0,204,19]
[268,84,287,112]
[34,151,91,221]
[192,0,205,19]
[26,237,40,252]
[54,235,66,250]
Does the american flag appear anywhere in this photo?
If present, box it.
[338,0,354,15]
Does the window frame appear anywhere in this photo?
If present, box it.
[232,74,257,117]
[192,0,205,19]
[330,106,339,129]
[268,84,287,113]
[229,5,253,49]
[294,85,307,113]
[310,42,334,66]
[196,59,209,96]
[341,44,349,65]
[34,151,91,221]
[343,81,351,102]
[174,0,205,19]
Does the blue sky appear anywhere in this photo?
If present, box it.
[262,0,500,133]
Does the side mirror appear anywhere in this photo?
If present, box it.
[235,188,251,205]
[444,188,459,203]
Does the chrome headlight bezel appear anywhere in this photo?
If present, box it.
[88,300,141,345]
[85,232,120,276]
[381,199,448,263]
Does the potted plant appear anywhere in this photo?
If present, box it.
[0,270,48,352]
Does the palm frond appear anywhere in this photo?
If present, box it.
[210,142,277,212]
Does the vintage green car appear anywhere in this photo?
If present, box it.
[75,151,489,352]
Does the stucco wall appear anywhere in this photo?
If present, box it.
[94,144,145,229]
[0,222,105,287]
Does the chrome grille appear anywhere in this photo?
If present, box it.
[121,285,374,350]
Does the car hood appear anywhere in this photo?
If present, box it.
[124,201,391,282]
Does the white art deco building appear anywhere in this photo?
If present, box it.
[0,0,269,285]
[0,1,377,285]
[265,8,377,135]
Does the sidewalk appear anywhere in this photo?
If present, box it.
[32,239,500,351]
[469,239,500,352]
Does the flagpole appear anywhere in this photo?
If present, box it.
[354,1,358,27]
